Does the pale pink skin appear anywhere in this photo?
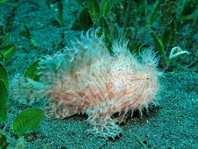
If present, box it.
[47,66,158,116]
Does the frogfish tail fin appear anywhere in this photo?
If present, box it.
[9,77,46,104]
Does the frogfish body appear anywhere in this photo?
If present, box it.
[10,29,161,139]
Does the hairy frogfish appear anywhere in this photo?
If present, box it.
[10,29,161,139]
